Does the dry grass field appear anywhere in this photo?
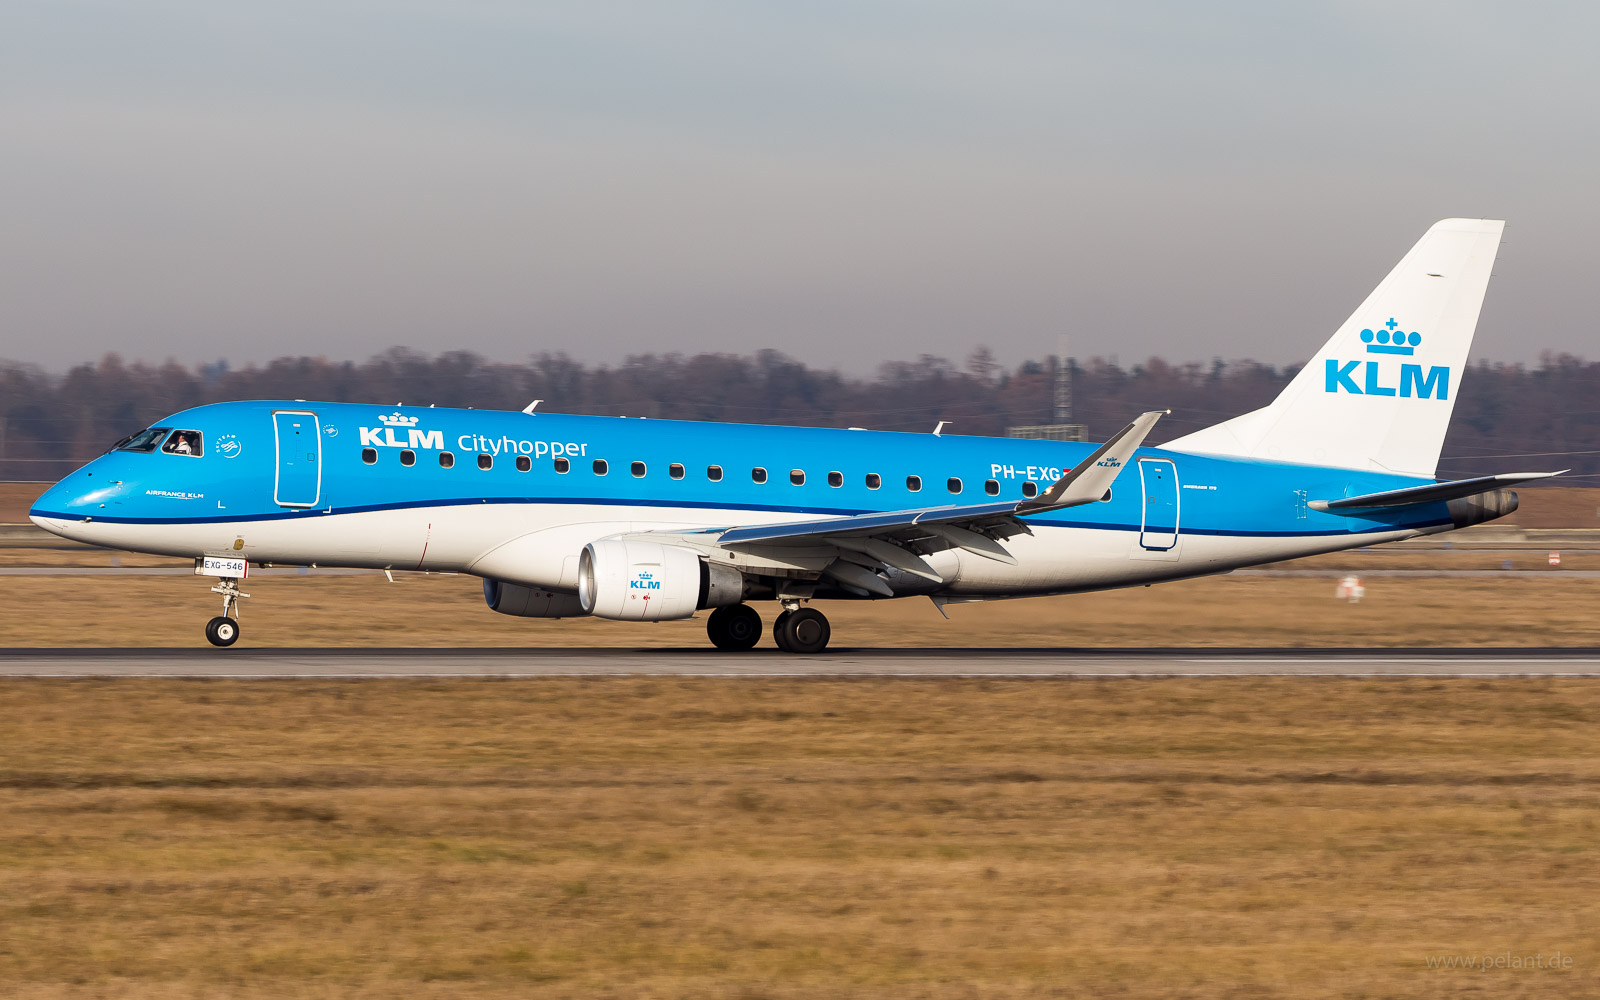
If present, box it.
[6,479,1599,998]
[2,677,1597,998]
[4,572,1600,648]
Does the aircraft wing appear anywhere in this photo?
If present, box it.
[1309,471,1566,511]
[717,410,1168,548]
[680,411,1168,596]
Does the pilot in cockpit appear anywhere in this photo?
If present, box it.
[163,430,201,456]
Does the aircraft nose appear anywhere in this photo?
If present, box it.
[28,478,86,540]
[27,463,128,540]
[28,510,70,536]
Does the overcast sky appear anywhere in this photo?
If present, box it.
[2,1,1595,372]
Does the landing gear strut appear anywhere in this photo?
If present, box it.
[706,603,762,650]
[204,577,248,647]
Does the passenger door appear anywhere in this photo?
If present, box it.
[1138,458,1179,551]
[273,410,321,507]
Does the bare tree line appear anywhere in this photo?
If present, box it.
[2,348,1597,482]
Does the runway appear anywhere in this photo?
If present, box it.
[5,647,1600,677]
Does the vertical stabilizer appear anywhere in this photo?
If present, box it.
[1162,218,1504,477]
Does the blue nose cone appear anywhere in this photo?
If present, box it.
[28,458,131,538]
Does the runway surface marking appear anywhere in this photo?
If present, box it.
[6,648,1600,677]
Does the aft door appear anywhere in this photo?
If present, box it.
[273,410,321,508]
[1138,458,1179,550]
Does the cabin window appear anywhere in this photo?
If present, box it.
[984,479,1000,496]
[478,454,493,470]
[400,450,416,467]
[516,455,531,473]
[865,473,881,490]
[906,475,922,492]
[670,463,685,480]
[114,427,171,453]
[593,459,608,476]
[631,461,647,478]
[752,467,768,484]
[1021,481,1038,498]
[707,465,724,482]
[160,430,203,457]
[827,471,842,488]
[790,470,805,486]
[439,451,455,469]
[947,477,962,494]
[554,457,570,474]
[362,448,377,465]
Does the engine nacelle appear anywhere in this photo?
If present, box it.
[578,539,744,621]
[1447,488,1519,529]
[483,578,588,618]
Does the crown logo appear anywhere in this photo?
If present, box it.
[1360,318,1421,356]
[378,411,420,427]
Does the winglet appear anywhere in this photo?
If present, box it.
[1019,410,1168,513]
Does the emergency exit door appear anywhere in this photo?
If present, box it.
[1138,458,1179,550]
[273,410,321,507]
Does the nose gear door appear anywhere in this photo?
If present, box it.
[273,410,322,507]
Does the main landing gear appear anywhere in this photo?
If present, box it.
[706,604,763,650]
[204,577,249,647]
[705,602,832,654]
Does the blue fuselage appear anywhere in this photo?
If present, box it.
[31,400,1457,598]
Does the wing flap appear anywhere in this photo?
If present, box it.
[716,500,1021,546]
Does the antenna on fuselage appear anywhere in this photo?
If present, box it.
[522,400,543,414]
[932,420,950,436]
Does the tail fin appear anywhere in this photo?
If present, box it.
[1163,218,1504,477]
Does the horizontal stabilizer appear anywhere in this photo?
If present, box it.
[1309,471,1566,511]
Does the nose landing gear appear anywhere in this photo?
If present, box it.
[205,615,239,647]
[204,577,248,647]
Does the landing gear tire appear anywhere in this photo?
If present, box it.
[205,616,240,648]
[775,607,830,654]
[772,610,794,652]
[707,604,762,651]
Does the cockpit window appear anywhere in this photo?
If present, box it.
[161,430,203,457]
[115,427,171,453]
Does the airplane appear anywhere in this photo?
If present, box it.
[29,218,1561,652]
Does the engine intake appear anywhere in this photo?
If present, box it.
[578,539,743,621]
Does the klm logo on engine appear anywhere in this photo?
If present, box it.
[1324,319,1448,400]
[630,572,661,591]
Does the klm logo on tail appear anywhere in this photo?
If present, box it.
[1325,319,1449,400]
